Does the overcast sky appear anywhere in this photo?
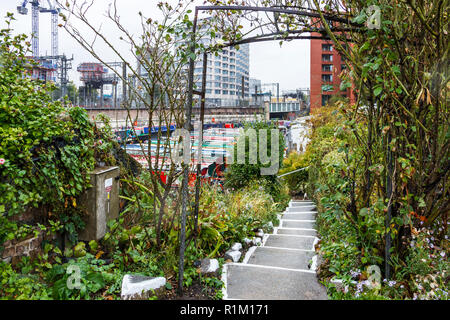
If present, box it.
[0,0,310,92]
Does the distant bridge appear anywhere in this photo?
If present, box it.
[269,102,303,113]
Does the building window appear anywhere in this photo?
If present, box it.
[322,54,333,62]
[321,95,331,106]
[341,64,347,71]
[215,89,221,94]
[215,68,220,74]
[322,64,333,72]
[215,75,221,81]
[215,82,221,88]
[215,61,221,66]
[322,74,333,82]
[223,90,228,95]
[322,44,333,51]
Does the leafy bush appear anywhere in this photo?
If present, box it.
[279,151,309,195]
[0,17,96,243]
[225,120,287,203]
[300,102,449,300]
[196,183,281,255]
[0,261,51,300]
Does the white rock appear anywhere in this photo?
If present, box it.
[256,231,264,237]
[200,258,220,275]
[252,237,262,246]
[310,255,318,271]
[268,221,274,228]
[243,238,252,245]
[225,250,241,262]
[121,274,166,300]
[231,242,242,251]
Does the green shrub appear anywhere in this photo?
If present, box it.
[0,18,96,243]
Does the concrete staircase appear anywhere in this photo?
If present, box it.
[222,200,328,300]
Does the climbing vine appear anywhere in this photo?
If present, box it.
[0,14,96,243]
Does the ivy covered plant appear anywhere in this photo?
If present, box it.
[0,14,96,244]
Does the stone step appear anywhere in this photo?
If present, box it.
[286,204,317,212]
[282,220,315,229]
[290,201,315,207]
[225,264,327,300]
[282,212,316,220]
[277,228,317,236]
[288,206,317,212]
[263,234,315,250]
[246,246,314,270]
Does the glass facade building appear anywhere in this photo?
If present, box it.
[193,37,250,107]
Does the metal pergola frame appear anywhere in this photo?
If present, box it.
[177,4,363,294]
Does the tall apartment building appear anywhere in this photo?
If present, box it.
[194,42,250,107]
[310,30,355,109]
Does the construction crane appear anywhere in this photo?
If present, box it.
[17,0,60,57]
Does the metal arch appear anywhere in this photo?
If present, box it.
[195,5,362,27]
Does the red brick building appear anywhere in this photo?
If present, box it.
[310,37,355,109]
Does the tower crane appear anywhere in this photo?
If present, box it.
[17,0,60,57]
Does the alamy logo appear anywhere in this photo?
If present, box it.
[66,264,82,290]
[367,265,381,289]
[367,5,381,30]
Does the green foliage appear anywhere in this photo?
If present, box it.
[300,102,449,300]
[279,151,309,195]
[197,183,281,252]
[225,120,287,203]
[46,254,123,300]
[0,18,96,243]
[0,261,51,300]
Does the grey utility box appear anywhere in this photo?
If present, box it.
[79,166,120,241]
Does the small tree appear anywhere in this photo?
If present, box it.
[226,121,286,201]
[56,0,219,295]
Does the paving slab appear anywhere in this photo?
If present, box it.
[246,247,314,270]
[291,201,315,206]
[226,264,327,300]
[282,220,316,229]
[264,234,315,250]
[277,228,317,236]
[283,213,316,220]
[288,206,317,212]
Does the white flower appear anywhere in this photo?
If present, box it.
[388,280,396,287]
